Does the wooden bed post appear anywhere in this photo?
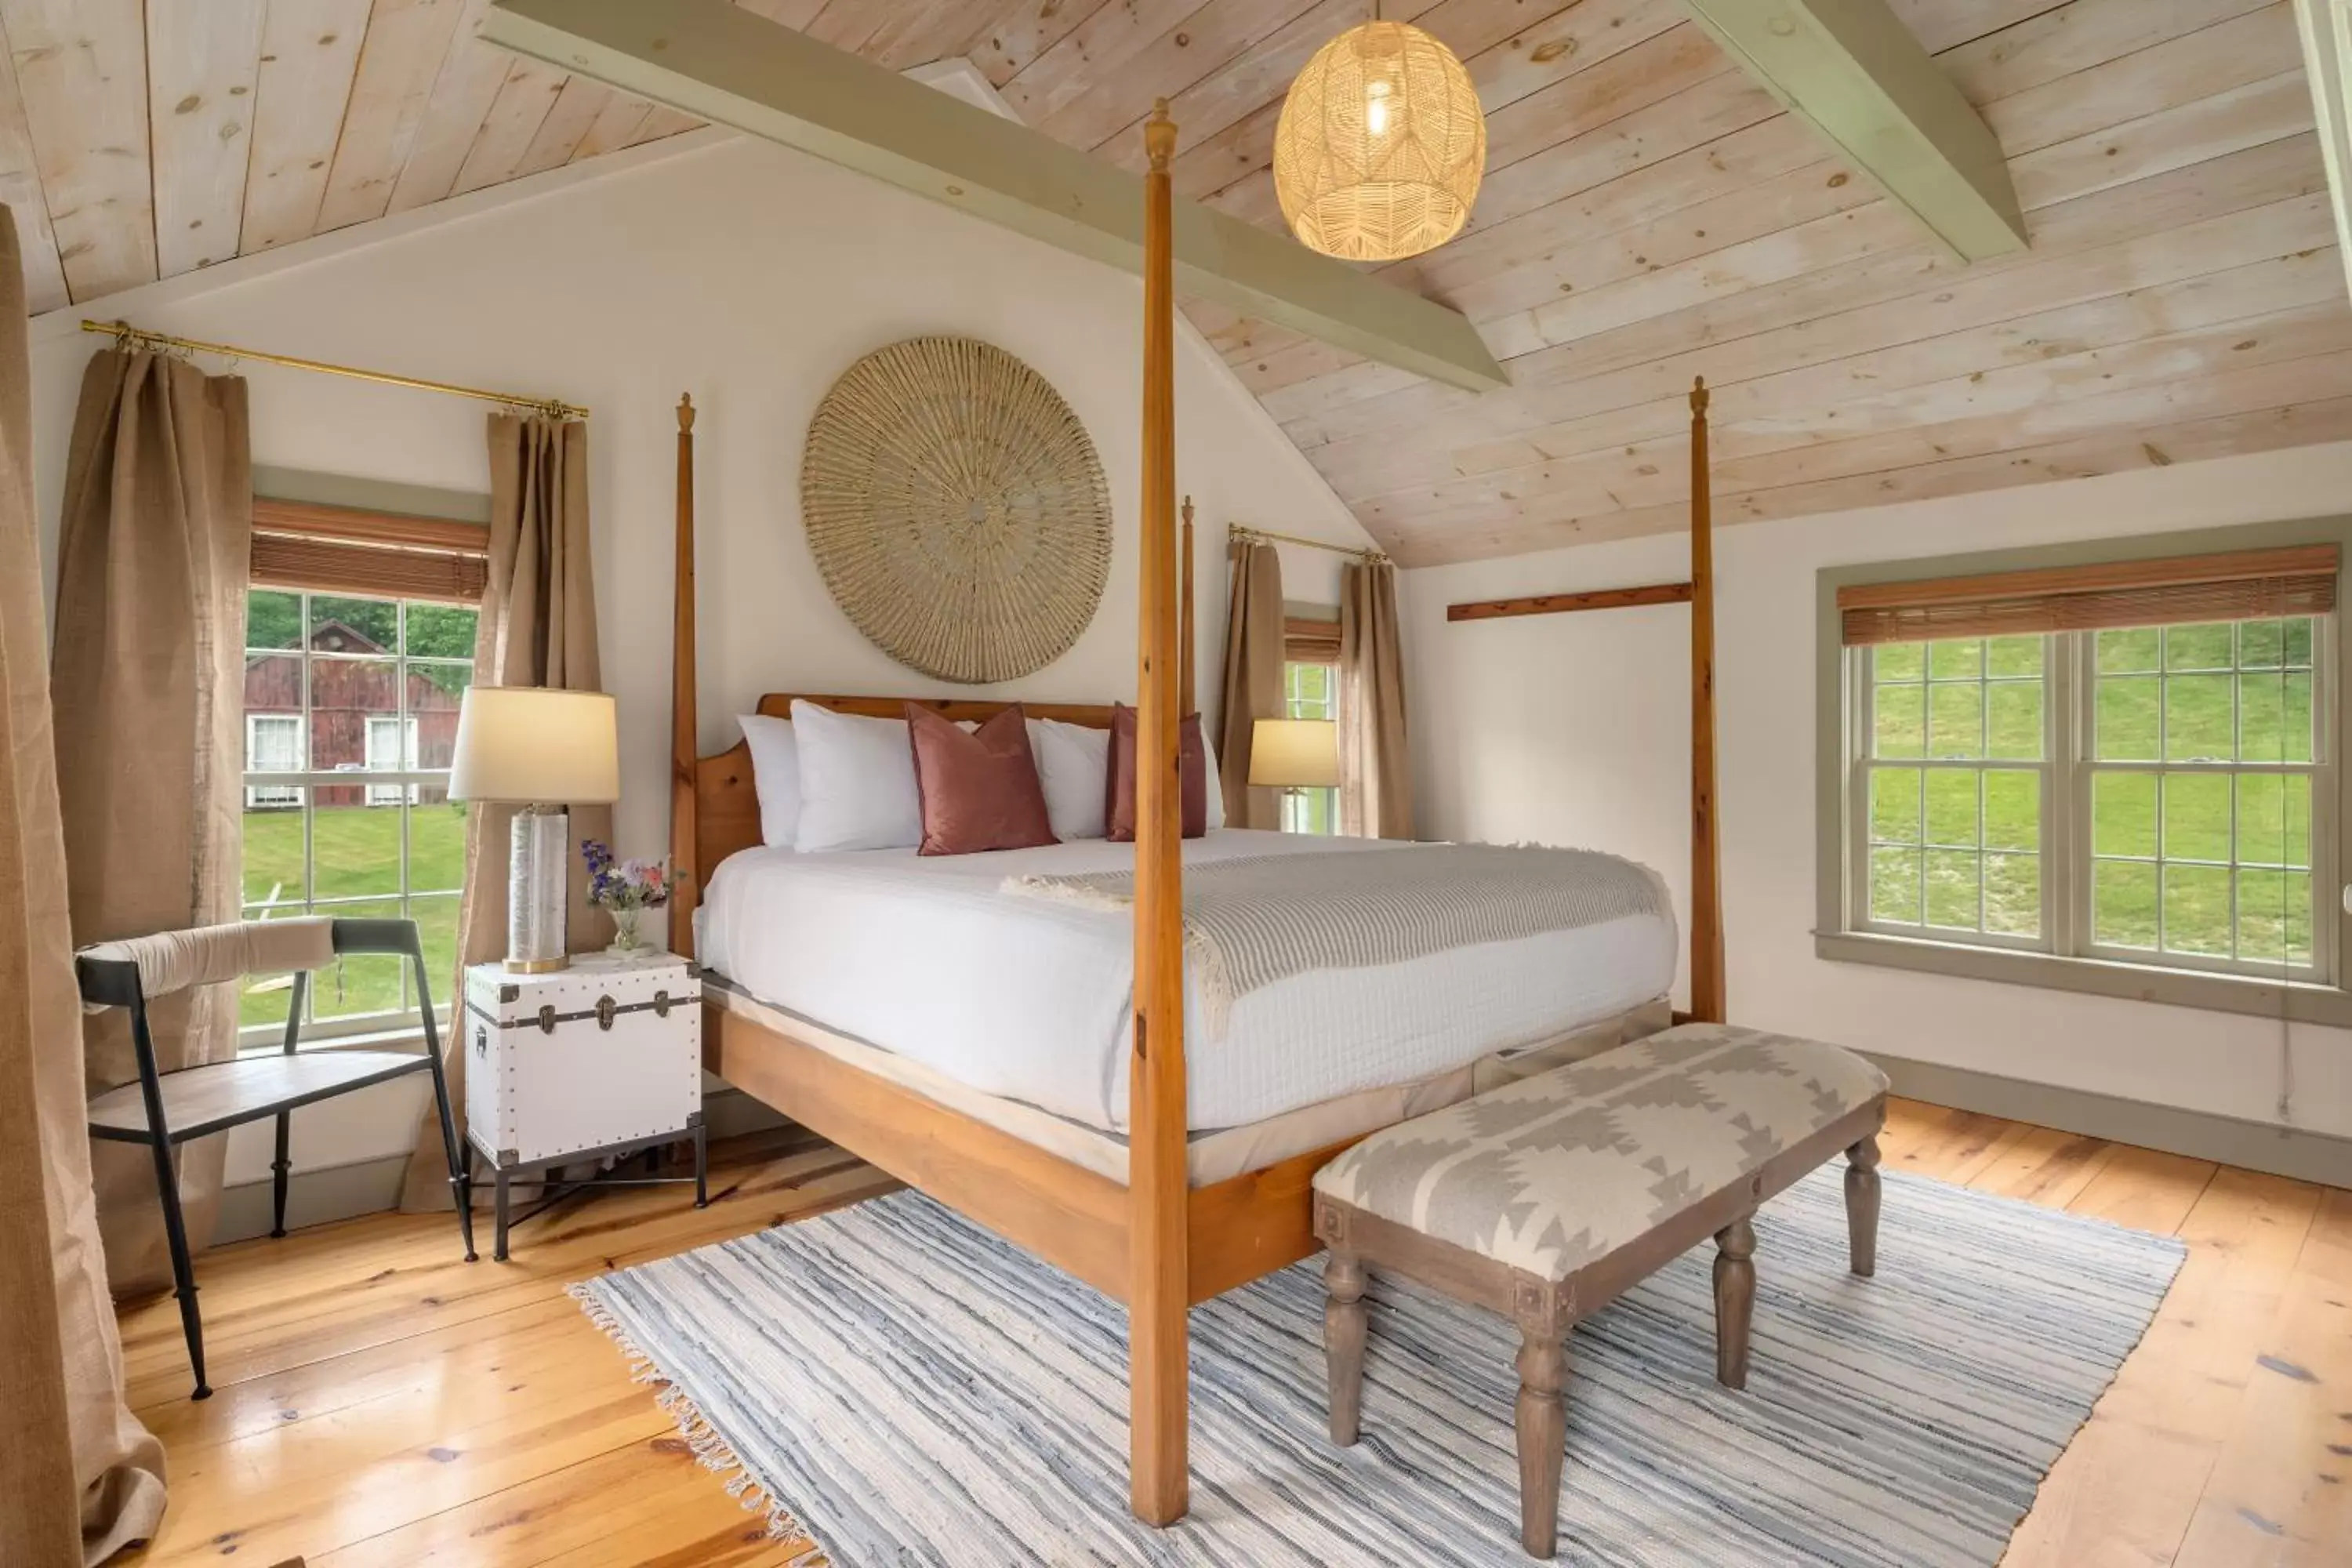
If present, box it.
[670,394,699,960]
[1131,100,1191,1528]
[1180,495,1196,714]
[1689,378,1726,1024]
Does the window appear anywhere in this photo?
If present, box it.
[241,590,475,1043]
[1824,535,2347,1020]
[1283,654,1339,836]
[244,715,303,807]
[365,715,422,806]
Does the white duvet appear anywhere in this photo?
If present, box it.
[698,829,1678,1133]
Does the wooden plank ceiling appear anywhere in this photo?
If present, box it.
[4,0,2341,567]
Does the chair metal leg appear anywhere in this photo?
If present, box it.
[425,1042,476,1262]
[146,1137,209,1400]
[270,1111,292,1239]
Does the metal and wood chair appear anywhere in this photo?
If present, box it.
[78,916,474,1399]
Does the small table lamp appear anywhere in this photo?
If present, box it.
[1250,717,1340,833]
[448,686,621,973]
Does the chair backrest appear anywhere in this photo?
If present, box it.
[77,917,336,1005]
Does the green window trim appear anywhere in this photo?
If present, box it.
[1817,514,2352,1026]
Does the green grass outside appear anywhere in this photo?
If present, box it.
[239,803,466,1029]
[1864,624,2315,967]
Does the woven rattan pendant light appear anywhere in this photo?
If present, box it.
[1272,8,1486,262]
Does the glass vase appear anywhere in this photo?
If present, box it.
[606,904,656,956]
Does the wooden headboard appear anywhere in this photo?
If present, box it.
[692,695,1118,894]
[668,393,1194,957]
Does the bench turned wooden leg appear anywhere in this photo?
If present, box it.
[1514,1328,1567,1559]
[1712,1216,1756,1392]
[1846,1135,1882,1278]
[1323,1250,1368,1446]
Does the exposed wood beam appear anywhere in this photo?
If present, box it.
[479,0,1508,393]
[1675,0,2028,261]
[2292,0,2352,305]
[1447,582,1694,620]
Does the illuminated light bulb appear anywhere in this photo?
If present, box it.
[1365,79,1392,137]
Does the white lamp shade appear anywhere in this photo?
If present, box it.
[448,686,620,805]
[1249,718,1340,789]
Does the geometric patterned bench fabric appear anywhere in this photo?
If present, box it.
[1312,1023,1890,1282]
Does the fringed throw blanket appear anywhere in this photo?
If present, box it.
[1003,844,1671,1034]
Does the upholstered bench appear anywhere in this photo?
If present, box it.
[1310,1022,1890,1558]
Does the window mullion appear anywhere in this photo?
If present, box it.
[2056,629,2083,959]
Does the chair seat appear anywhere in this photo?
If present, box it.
[88,1050,429,1143]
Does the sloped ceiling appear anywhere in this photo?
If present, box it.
[5,0,2342,566]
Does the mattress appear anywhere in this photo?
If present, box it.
[697,829,1679,1134]
[709,982,1674,1188]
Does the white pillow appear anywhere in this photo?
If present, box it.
[789,700,923,853]
[1200,731,1226,831]
[738,713,800,848]
[1028,717,1111,840]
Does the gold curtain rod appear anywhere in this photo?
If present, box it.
[79,319,589,422]
[1228,523,1388,564]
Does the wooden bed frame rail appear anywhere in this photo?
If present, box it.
[666,103,1722,1530]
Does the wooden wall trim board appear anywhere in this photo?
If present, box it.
[1446,581,1694,619]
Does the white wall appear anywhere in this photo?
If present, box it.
[27,128,1373,1196]
[1403,441,2352,1140]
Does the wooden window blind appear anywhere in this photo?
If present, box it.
[249,497,488,604]
[1286,615,1341,663]
[1836,544,2339,646]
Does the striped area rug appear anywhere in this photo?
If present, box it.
[574,1167,2183,1566]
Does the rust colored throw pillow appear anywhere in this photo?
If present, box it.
[1105,703,1209,841]
[905,703,1058,856]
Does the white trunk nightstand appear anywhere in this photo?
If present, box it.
[463,950,705,1261]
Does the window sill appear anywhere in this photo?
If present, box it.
[236,1022,433,1059]
[1814,930,2352,1028]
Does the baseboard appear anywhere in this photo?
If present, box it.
[212,1084,790,1239]
[215,1152,413,1243]
[1865,1052,2352,1190]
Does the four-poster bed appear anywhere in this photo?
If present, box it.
[664,106,1724,1526]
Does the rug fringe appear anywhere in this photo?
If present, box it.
[568,1281,833,1566]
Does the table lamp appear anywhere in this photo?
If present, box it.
[1250,717,1340,833]
[448,686,621,972]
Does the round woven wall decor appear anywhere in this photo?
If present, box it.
[801,336,1112,684]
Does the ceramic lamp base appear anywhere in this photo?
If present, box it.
[505,804,571,973]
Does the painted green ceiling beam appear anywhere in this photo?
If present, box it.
[1678,0,2027,262]
[481,0,1508,393]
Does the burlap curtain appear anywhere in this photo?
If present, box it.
[53,349,252,1299]
[1339,559,1413,840]
[400,415,610,1210]
[1217,539,1284,830]
[0,211,168,1563]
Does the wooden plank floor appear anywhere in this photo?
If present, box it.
[115,1102,2348,1566]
